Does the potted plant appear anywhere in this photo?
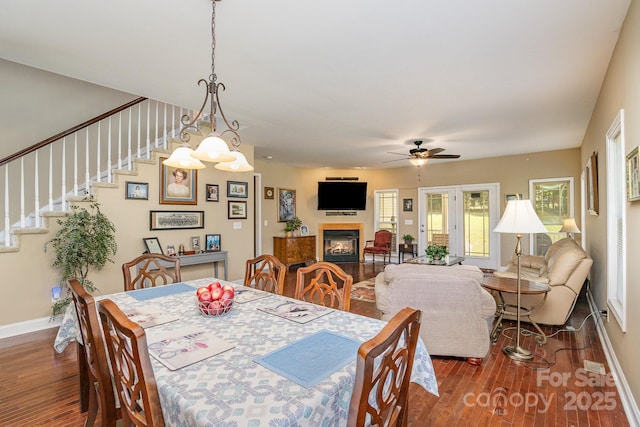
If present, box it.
[284,216,302,237]
[401,234,414,245]
[425,244,448,260]
[45,199,117,317]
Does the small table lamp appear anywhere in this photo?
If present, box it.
[494,199,548,361]
[559,218,581,239]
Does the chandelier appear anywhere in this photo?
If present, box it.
[163,0,253,172]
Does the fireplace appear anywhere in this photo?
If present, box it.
[323,229,360,262]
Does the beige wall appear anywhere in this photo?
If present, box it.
[257,147,581,266]
[0,145,256,325]
[580,0,640,412]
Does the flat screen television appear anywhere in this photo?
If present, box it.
[317,181,367,210]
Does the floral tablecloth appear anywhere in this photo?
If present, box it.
[54,277,438,426]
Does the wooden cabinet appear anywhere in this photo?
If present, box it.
[273,236,317,267]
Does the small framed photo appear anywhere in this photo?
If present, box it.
[403,198,413,212]
[150,210,205,230]
[191,236,201,251]
[126,182,149,200]
[206,184,219,202]
[505,194,522,202]
[166,245,176,256]
[627,147,640,202]
[264,186,275,200]
[300,225,309,236]
[205,234,221,252]
[143,237,163,255]
[227,181,248,198]
[160,157,197,205]
[228,201,247,219]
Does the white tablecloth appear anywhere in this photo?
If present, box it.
[54,277,438,426]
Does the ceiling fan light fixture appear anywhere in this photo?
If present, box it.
[192,133,235,162]
[409,157,427,167]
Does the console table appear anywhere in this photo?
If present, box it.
[154,251,228,280]
[273,235,316,268]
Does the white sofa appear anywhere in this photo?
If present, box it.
[493,237,592,326]
[375,263,496,364]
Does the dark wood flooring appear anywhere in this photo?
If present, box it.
[0,262,629,426]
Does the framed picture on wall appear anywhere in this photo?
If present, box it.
[627,146,640,201]
[206,184,219,202]
[126,182,149,200]
[586,152,599,215]
[159,157,197,205]
[403,198,413,212]
[278,188,296,222]
[227,181,248,198]
[228,201,247,219]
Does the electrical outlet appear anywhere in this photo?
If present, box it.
[600,309,608,318]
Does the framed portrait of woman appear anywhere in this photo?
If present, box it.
[160,157,197,205]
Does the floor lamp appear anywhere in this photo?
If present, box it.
[494,199,548,361]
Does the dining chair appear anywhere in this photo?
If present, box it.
[362,230,393,264]
[68,278,119,427]
[243,254,287,295]
[295,261,353,311]
[97,299,165,427]
[122,253,181,291]
[347,307,422,427]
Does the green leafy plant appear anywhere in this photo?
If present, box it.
[401,234,414,243]
[425,244,448,259]
[284,216,302,232]
[45,199,117,317]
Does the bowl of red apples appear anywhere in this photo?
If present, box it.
[196,281,235,316]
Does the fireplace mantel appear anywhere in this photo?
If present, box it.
[318,223,365,262]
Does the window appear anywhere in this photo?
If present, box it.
[463,191,490,258]
[529,178,574,256]
[606,109,627,331]
[375,190,398,250]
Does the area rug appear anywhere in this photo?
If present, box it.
[350,278,376,303]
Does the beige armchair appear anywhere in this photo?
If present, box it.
[493,237,592,326]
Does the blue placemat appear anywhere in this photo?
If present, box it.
[127,283,195,301]
[255,330,361,388]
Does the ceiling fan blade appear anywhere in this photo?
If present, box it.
[382,158,408,163]
[387,151,409,156]
[426,147,445,155]
[430,154,461,159]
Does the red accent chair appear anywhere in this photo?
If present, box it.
[362,230,393,264]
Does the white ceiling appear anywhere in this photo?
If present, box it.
[0,0,631,169]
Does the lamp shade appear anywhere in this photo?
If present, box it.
[494,199,547,234]
[192,133,236,162]
[215,150,254,172]
[559,218,581,234]
[163,146,206,169]
[409,157,427,167]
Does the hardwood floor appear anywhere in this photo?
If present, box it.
[0,262,629,426]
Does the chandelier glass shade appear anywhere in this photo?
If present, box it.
[163,0,252,172]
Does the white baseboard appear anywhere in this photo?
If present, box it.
[587,292,640,427]
[0,316,61,340]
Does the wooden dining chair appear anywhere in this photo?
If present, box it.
[68,278,119,427]
[244,254,287,295]
[122,253,181,291]
[97,299,165,427]
[295,261,353,311]
[347,307,422,427]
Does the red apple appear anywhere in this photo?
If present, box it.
[208,282,222,292]
[208,300,224,315]
[196,286,209,297]
[210,287,224,301]
[221,289,234,302]
[197,290,213,303]
[222,284,234,293]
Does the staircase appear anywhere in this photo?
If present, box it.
[0,98,196,251]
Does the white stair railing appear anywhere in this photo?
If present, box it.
[0,98,194,247]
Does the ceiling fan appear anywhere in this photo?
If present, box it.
[386,140,461,165]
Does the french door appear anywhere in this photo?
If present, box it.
[418,183,500,270]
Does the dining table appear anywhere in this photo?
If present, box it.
[54,277,439,426]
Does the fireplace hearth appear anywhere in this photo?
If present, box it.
[323,229,359,262]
